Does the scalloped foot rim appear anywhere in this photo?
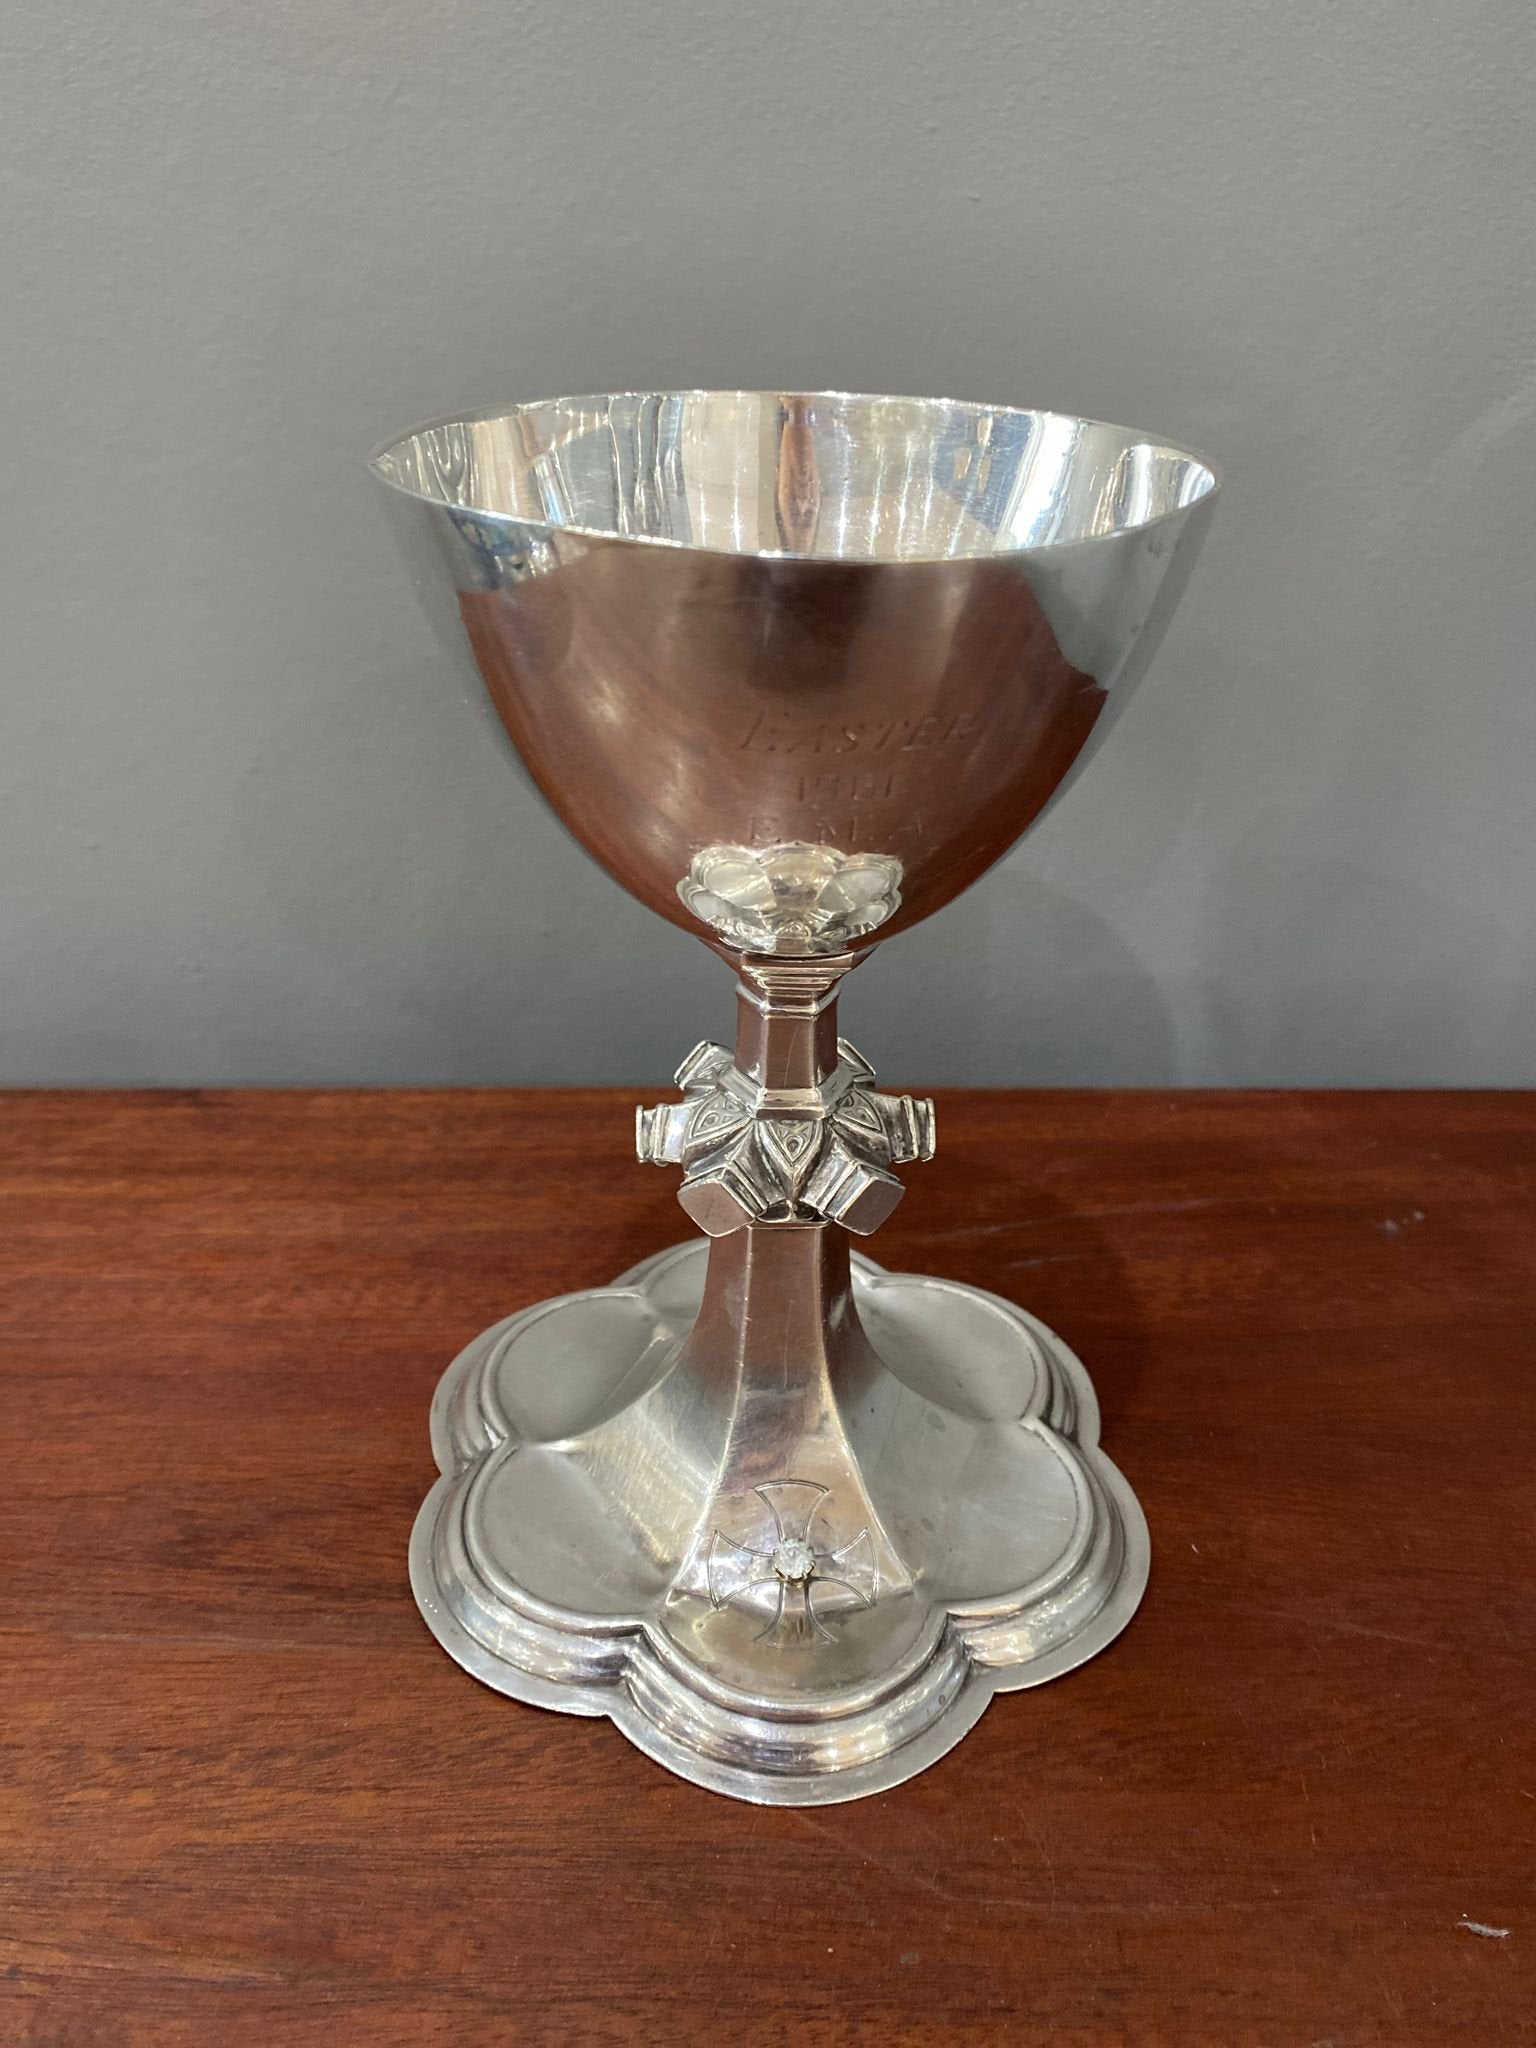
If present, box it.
[409,1240,1149,1804]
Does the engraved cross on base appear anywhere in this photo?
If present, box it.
[706,1481,878,1647]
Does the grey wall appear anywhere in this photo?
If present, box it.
[5,0,1533,1088]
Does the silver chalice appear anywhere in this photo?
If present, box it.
[370,390,1218,1802]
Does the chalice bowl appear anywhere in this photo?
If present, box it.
[371,390,1218,1802]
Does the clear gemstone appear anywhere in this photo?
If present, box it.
[771,1538,817,1583]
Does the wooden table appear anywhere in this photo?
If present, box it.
[2,1089,1531,2045]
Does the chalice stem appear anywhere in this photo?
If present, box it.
[690,956,863,1432]
[644,953,915,1592]
[673,1219,879,1488]
[730,950,855,1093]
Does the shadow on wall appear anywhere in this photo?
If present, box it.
[852,849,1532,1090]
[854,868,1181,1090]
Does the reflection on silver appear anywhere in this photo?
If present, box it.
[370,390,1217,945]
[678,841,903,955]
[412,1237,1147,1801]
[374,389,1213,560]
[373,389,1217,1802]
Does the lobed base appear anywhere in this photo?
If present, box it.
[410,1237,1148,1804]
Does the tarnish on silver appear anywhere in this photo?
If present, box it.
[636,1034,934,1237]
[372,388,1218,1803]
[678,842,903,955]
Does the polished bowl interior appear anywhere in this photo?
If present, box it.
[373,390,1214,562]
[371,390,1218,946]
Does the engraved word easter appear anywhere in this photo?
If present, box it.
[736,710,983,756]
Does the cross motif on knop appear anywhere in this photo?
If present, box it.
[706,1481,878,1647]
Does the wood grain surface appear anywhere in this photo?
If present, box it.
[2,1088,1532,2046]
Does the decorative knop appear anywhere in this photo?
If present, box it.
[636,1037,935,1237]
[677,842,902,956]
